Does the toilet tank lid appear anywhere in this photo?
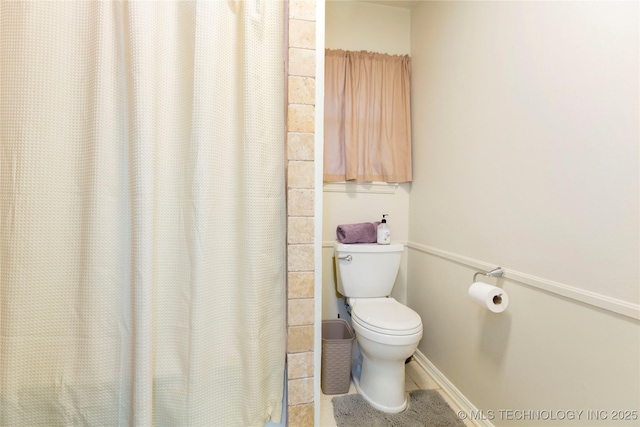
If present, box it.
[335,242,404,253]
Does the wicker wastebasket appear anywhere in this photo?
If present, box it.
[321,319,355,394]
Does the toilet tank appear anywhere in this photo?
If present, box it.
[334,242,404,298]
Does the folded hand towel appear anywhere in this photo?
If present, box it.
[336,222,380,244]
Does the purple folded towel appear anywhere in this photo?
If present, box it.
[336,222,380,244]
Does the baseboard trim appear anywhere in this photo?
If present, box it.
[412,350,494,427]
[407,242,640,320]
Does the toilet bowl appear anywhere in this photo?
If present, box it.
[349,297,422,412]
[334,242,423,413]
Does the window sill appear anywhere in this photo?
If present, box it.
[322,182,398,194]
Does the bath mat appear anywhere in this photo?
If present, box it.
[332,389,465,427]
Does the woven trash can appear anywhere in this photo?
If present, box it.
[321,319,355,394]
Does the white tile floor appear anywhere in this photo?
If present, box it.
[320,358,475,427]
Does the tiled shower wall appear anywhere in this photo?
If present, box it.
[286,1,316,426]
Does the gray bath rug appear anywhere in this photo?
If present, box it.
[332,389,465,427]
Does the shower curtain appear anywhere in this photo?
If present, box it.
[0,1,286,426]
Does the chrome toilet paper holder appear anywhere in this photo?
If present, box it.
[473,267,504,283]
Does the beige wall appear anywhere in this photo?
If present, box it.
[325,0,411,55]
[322,0,412,320]
[408,1,639,424]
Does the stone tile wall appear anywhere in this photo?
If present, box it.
[286,1,316,426]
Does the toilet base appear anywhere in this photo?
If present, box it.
[351,342,409,413]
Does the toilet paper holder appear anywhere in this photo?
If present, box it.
[473,267,504,283]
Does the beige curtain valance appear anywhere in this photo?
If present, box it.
[324,49,412,183]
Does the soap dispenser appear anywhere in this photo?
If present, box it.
[377,214,391,245]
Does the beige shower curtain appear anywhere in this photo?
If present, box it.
[0,1,285,426]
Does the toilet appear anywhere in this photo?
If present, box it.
[334,242,423,413]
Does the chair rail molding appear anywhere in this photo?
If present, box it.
[407,241,640,321]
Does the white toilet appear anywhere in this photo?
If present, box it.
[334,242,423,413]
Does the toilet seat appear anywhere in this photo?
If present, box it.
[350,298,422,336]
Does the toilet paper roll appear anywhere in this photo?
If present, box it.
[468,282,509,313]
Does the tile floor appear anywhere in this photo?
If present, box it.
[320,358,475,427]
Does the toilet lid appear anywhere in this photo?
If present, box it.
[351,298,422,335]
